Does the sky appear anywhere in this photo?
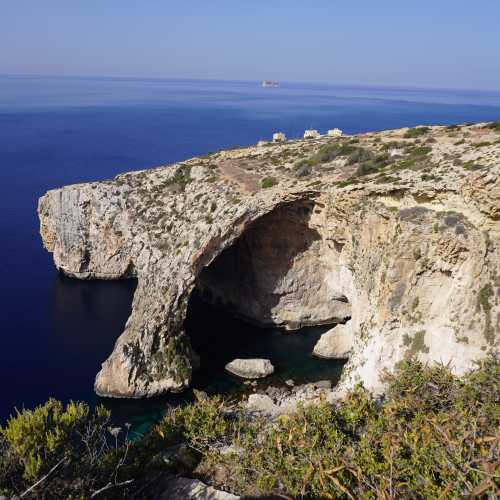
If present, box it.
[1,1,499,90]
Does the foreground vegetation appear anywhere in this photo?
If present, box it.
[1,359,498,498]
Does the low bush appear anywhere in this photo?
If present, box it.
[347,146,374,165]
[261,177,278,188]
[293,159,313,177]
[404,126,431,138]
[166,164,192,191]
[483,121,500,133]
[0,400,142,498]
[176,359,500,499]
[1,360,498,498]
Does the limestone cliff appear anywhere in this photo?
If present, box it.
[38,123,500,398]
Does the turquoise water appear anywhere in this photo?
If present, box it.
[103,291,346,435]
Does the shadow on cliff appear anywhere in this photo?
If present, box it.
[194,199,327,329]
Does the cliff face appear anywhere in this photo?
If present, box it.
[38,123,500,398]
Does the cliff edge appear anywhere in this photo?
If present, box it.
[38,123,500,398]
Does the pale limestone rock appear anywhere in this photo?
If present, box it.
[246,394,277,414]
[225,359,274,379]
[38,123,500,399]
[313,322,353,359]
[158,477,239,500]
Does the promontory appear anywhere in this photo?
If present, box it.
[38,122,500,399]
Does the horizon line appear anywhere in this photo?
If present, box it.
[1,72,499,95]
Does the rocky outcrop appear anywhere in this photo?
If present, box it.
[225,359,274,379]
[313,322,353,359]
[38,122,500,398]
[158,477,239,500]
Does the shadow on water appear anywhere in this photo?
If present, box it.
[3,269,345,437]
[101,289,346,436]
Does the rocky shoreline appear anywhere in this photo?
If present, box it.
[38,122,500,400]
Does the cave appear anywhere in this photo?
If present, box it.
[196,199,351,330]
[183,199,352,389]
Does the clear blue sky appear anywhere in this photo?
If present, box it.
[1,1,499,90]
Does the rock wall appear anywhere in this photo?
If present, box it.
[38,123,500,398]
[197,200,351,329]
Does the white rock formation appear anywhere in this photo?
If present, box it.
[313,322,353,359]
[225,359,274,379]
[38,123,500,399]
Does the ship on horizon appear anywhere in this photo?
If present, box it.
[261,80,279,88]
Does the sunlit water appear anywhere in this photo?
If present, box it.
[1,75,499,429]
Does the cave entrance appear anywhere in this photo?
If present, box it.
[184,199,351,392]
[196,200,351,330]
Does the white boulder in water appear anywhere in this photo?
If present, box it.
[313,322,353,359]
[225,358,274,379]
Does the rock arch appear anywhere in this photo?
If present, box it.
[38,140,499,399]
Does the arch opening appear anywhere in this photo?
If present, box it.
[184,199,353,390]
[196,200,351,330]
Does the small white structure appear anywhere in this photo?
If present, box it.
[272,132,286,142]
[388,148,402,157]
[257,140,269,147]
[304,129,321,139]
[327,128,343,137]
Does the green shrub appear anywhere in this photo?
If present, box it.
[166,164,192,191]
[404,126,431,138]
[483,121,500,133]
[261,177,278,188]
[347,146,374,165]
[294,159,313,177]
[2,399,100,481]
[175,359,499,499]
[0,400,143,498]
[2,360,498,499]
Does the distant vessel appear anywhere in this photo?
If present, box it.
[261,80,279,88]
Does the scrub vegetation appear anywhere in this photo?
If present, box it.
[1,359,498,498]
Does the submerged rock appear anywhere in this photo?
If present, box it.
[225,358,274,379]
[313,322,353,359]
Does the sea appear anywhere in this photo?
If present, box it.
[1,74,499,433]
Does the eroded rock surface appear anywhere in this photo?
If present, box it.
[313,322,353,359]
[38,123,500,398]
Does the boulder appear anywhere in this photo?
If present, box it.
[158,476,239,499]
[246,394,277,415]
[225,358,274,379]
[159,443,199,472]
[313,323,353,359]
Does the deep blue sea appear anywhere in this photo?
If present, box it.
[1,75,499,430]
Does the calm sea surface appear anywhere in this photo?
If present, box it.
[1,75,499,430]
